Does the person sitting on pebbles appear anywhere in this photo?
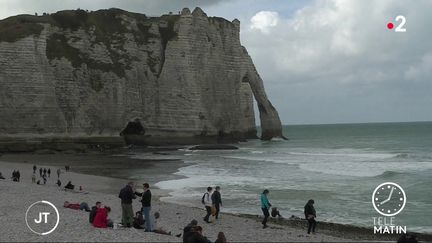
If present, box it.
[63,201,91,212]
[93,206,113,228]
[147,212,171,235]
[64,181,75,190]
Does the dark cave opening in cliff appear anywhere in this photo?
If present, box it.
[120,120,145,136]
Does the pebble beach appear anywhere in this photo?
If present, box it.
[0,160,356,242]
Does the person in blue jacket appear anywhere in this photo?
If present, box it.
[260,189,272,229]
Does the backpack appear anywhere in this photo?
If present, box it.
[201,192,208,204]
[133,211,145,229]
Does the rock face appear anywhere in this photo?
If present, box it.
[0,8,283,147]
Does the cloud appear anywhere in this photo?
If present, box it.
[405,53,432,82]
[0,0,430,124]
[250,11,279,34]
[242,0,432,124]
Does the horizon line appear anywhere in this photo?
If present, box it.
[256,120,432,127]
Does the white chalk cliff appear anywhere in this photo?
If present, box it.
[0,8,283,147]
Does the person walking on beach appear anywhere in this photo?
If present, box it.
[211,186,222,219]
[39,167,42,177]
[304,199,317,234]
[33,165,37,174]
[47,168,51,177]
[43,168,47,177]
[202,187,213,223]
[260,189,271,229]
[57,168,61,179]
[119,182,136,227]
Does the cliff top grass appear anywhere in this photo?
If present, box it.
[0,8,179,42]
[0,8,220,78]
[0,15,46,42]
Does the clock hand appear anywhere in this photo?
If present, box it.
[379,187,396,205]
[379,198,389,205]
[387,187,395,200]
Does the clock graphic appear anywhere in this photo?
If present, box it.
[372,182,406,216]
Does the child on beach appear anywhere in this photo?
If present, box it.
[304,199,317,234]
[271,207,283,218]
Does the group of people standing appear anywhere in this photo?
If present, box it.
[202,186,222,223]
[260,189,317,234]
[118,182,153,231]
[31,165,62,185]
[11,170,21,181]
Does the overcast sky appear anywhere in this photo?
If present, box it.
[1,0,431,125]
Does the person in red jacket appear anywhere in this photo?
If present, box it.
[93,206,113,228]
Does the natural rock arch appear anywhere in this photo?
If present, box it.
[241,73,285,140]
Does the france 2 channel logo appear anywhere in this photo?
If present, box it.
[387,15,406,32]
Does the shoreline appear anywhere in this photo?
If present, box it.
[1,155,431,242]
[0,159,351,242]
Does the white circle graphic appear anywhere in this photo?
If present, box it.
[372,182,406,217]
[25,200,60,235]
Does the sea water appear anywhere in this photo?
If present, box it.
[139,122,432,233]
